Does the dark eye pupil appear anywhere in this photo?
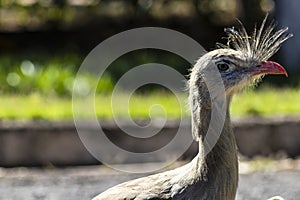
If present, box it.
[217,63,229,71]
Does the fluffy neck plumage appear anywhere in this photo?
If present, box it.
[187,77,238,199]
[200,104,238,199]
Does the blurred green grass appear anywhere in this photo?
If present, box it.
[0,54,299,120]
[0,88,299,120]
[231,87,300,116]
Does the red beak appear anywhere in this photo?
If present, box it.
[252,61,288,77]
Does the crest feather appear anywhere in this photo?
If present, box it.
[223,15,293,61]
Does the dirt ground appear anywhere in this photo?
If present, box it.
[0,160,300,200]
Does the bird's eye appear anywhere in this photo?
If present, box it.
[217,63,230,71]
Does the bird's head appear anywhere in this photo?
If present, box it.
[189,16,292,141]
[198,48,288,96]
[190,16,292,100]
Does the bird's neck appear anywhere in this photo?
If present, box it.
[193,100,238,200]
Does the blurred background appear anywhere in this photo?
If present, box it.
[0,1,300,199]
[0,0,300,101]
[0,0,299,120]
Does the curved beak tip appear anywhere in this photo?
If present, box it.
[260,61,288,77]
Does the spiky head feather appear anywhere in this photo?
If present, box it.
[219,15,293,62]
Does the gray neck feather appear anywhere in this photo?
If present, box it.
[186,72,238,199]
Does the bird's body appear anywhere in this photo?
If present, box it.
[94,116,238,200]
[93,16,292,200]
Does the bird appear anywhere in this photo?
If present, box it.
[92,16,292,200]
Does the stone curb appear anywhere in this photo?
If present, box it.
[0,116,299,166]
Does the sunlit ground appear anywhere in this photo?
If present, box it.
[0,87,299,120]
